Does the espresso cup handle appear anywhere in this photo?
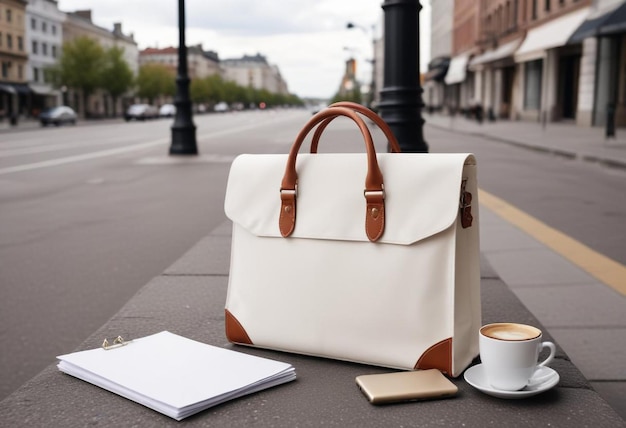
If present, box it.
[538,341,556,367]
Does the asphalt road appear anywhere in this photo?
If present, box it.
[1,110,625,402]
[0,110,307,399]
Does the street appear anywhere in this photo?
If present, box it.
[1,109,625,404]
[0,110,305,399]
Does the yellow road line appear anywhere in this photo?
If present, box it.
[479,189,626,296]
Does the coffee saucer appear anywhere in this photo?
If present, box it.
[464,364,559,399]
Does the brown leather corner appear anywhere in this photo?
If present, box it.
[225,309,253,344]
[415,338,452,375]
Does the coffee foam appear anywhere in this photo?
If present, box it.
[481,323,541,341]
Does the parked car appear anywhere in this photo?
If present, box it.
[39,106,77,126]
[214,102,229,113]
[124,104,159,121]
[159,104,176,117]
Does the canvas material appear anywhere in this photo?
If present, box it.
[224,152,480,377]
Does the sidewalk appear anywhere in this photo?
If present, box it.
[0,220,623,426]
[425,113,626,169]
[0,116,624,425]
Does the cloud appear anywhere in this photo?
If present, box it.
[56,0,428,99]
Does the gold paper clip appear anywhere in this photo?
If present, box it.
[102,336,130,350]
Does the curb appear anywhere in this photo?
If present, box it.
[427,122,626,171]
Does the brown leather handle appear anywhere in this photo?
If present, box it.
[310,101,401,154]
[280,106,386,242]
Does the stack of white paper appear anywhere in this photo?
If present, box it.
[57,331,296,420]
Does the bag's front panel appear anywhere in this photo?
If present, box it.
[226,224,457,370]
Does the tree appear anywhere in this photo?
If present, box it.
[101,46,134,116]
[136,63,175,104]
[48,36,105,117]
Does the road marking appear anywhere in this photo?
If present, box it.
[480,189,626,296]
[0,139,168,175]
[0,112,303,175]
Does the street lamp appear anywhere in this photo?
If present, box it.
[169,0,198,155]
[346,22,376,108]
[378,0,428,152]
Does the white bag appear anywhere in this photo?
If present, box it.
[224,106,481,377]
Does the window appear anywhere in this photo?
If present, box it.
[7,34,12,49]
[524,59,543,109]
[42,22,47,33]
[34,67,39,82]
[31,18,36,30]
[545,0,551,11]
[42,43,48,56]
[6,9,12,22]
[532,0,538,19]
[18,36,23,51]
[0,32,2,47]
[18,64,23,79]
[32,40,38,54]
[2,62,9,79]
[52,45,57,58]
[52,25,56,35]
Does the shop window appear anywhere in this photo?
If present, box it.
[524,59,543,110]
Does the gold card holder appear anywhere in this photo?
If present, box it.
[102,336,131,350]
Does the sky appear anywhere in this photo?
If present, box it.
[57,0,431,99]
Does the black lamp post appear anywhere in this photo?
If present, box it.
[378,0,428,152]
[169,0,197,155]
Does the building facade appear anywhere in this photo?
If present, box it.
[436,0,626,128]
[572,0,626,127]
[63,9,138,117]
[25,0,64,114]
[444,0,479,113]
[0,0,28,119]
[139,44,221,80]
[221,53,289,95]
[424,0,453,112]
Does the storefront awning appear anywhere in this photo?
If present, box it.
[444,53,470,85]
[424,67,448,82]
[569,2,626,43]
[0,84,17,94]
[29,84,53,95]
[469,38,523,69]
[515,7,590,62]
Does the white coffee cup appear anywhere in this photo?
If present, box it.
[479,323,556,391]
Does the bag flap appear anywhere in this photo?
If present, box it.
[224,153,476,245]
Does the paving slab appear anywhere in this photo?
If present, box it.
[486,248,597,287]
[163,234,232,276]
[513,283,626,327]
[548,328,626,380]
